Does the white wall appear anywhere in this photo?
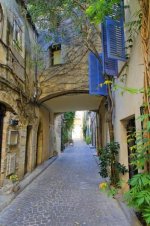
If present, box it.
[113,0,144,190]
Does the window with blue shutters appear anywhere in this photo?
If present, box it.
[101,0,126,76]
[105,0,126,61]
[101,23,118,76]
[88,52,107,96]
[106,18,126,61]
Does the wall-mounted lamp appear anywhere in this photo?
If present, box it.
[9,119,19,126]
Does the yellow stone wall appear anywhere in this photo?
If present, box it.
[0,0,40,185]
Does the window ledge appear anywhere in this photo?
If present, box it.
[51,63,64,67]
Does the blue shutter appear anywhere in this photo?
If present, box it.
[98,54,108,96]
[88,52,107,96]
[54,33,62,44]
[101,23,118,76]
[106,18,126,61]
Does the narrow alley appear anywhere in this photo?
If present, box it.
[0,141,131,226]
[0,0,149,225]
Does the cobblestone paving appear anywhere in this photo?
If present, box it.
[0,141,130,226]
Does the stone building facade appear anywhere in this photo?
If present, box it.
[0,0,102,189]
[0,0,146,194]
[0,0,53,188]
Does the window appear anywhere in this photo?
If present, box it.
[0,4,3,22]
[8,130,19,146]
[88,52,107,96]
[13,19,23,50]
[50,44,62,66]
[0,4,3,37]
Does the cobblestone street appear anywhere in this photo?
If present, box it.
[0,141,131,226]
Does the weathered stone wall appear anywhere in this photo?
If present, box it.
[39,44,89,101]
[0,0,40,187]
[37,106,53,164]
[38,18,102,102]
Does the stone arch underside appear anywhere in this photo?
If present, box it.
[38,70,105,112]
[38,42,94,112]
[39,90,104,113]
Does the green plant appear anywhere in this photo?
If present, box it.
[9,174,19,183]
[124,173,150,224]
[115,162,128,175]
[99,142,128,187]
[98,147,109,178]
[62,112,75,148]
[113,85,150,224]
[86,0,120,24]
[85,136,91,145]
[125,119,150,225]
[99,179,125,198]
[107,186,118,197]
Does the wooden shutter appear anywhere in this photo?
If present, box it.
[106,18,126,61]
[88,52,107,96]
[101,23,118,76]
[6,153,16,176]
[105,0,126,61]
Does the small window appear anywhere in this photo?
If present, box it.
[13,19,23,50]
[0,4,3,22]
[8,130,19,146]
[0,4,3,36]
[50,44,62,66]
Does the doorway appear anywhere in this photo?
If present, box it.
[126,117,138,180]
[24,125,32,175]
[36,123,43,166]
[0,104,5,166]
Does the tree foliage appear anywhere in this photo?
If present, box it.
[62,112,75,147]
[86,0,120,23]
[63,112,75,131]
[27,0,88,33]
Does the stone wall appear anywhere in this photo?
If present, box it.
[39,44,89,101]
[0,0,40,187]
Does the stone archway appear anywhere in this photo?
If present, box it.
[39,92,103,113]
